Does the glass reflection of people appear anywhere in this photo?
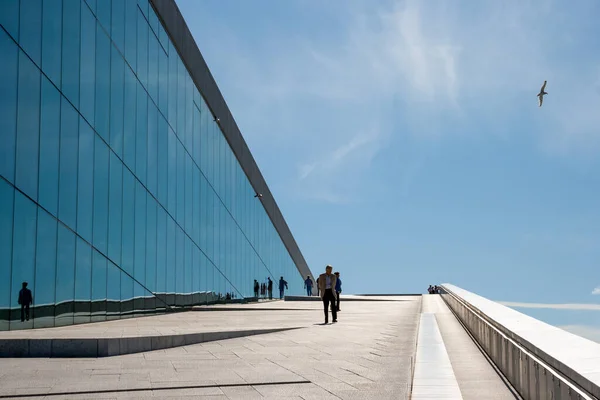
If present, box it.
[18,282,33,322]
[254,280,259,298]
[267,277,273,300]
[278,276,288,299]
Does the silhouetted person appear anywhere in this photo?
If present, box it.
[18,282,32,322]
[334,271,342,312]
[254,280,259,298]
[279,276,288,299]
[267,278,273,300]
[318,265,337,323]
[304,275,313,296]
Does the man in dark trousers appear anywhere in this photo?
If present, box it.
[334,271,342,312]
[317,265,337,324]
[267,277,273,300]
[278,276,288,299]
[18,282,33,322]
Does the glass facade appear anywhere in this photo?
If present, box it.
[0,0,304,331]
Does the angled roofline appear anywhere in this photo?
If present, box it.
[150,0,314,281]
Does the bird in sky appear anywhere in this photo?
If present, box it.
[537,80,548,107]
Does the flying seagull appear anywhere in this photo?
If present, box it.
[537,80,548,107]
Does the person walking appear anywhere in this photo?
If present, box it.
[304,275,313,296]
[267,277,273,300]
[318,265,337,324]
[18,282,33,322]
[278,276,288,299]
[334,271,342,312]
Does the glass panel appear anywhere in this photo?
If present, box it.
[93,136,110,254]
[192,166,200,244]
[95,24,111,142]
[0,28,18,184]
[62,0,81,107]
[120,269,133,317]
[0,0,20,40]
[148,28,158,104]
[147,102,158,197]
[184,236,192,305]
[156,206,166,306]
[185,75,193,151]
[38,76,61,216]
[106,261,120,319]
[10,192,37,330]
[158,41,168,114]
[15,51,41,201]
[145,194,157,293]
[167,127,177,216]
[108,153,123,265]
[124,0,137,71]
[74,237,92,324]
[34,208,57,328]
[111,0,125,53]
[85,0,96,14]
[123,66,137,171]
[175,226,184,306]
[110,46,125,158]
[79,3,95,126]
[176,58,185,139]
[135,81,147,185]
[0,178,14,330]
[77,118,94,243]
[58,98,79,231]
[167,42,177,128]
[121,168,135,276]
[176,140,184,225]
[184,153,192,234]
[157,115,168,207]
[55,222,76,326]
[19,0,42,67]
[133,180,146,305]
[91,249,107,322]
[165,216,175,306]
[96,0,111,32]
[136,8,148,90]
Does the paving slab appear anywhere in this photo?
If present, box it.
[0,297,421,399]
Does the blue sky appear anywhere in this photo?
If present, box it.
[175,0,600,340]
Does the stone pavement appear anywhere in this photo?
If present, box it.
[0,297,420,399]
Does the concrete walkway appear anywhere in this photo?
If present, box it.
[0,297,420,399]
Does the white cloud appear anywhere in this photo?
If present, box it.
[558,325,600,344]
[592,287,600,295]
[500,301,600,311]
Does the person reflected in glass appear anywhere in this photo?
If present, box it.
[18,282,33,322]
[254,280,259,298]
[304,275,314,296]
[318,265,337,324]
[267,277,273,300]
[278,276,288,299]
[334,272,342,312]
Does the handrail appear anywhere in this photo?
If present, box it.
[440,284,600,400]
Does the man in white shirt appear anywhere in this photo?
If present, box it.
[317,265,338,324]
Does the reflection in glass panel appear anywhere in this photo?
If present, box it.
[79,3,96,126]
[15,51,41,201]
[108,153,123,265]
[10,192,37,330]
[0,28,18,184]
[91,249,107,322]
[95,24,111,142]
[74,237,92,324]
[0,180,14,331]
[93,136,110,254]
[34,208,57,328]
[55,223,76,326]
[61,0,81,107]
[110,46,125,158]
[38,77,61,216]
[58,98,79,231]
[19,0,42,67]
[77,118,94,243]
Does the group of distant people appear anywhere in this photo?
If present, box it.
[253,276,288,300]
[427,285,441,294]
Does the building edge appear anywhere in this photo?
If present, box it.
[149,0,314,282]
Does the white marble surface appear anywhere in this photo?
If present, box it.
[443,283,600,388]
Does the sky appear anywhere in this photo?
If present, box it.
[175,0,600,341]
